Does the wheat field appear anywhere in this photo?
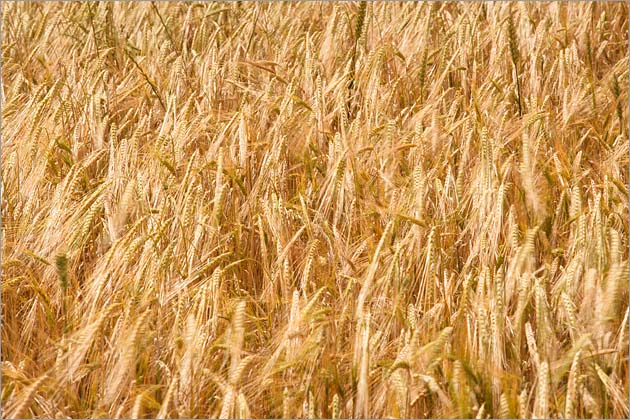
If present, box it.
[1,2,628,418]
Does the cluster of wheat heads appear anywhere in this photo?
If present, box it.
[1,2,628,418]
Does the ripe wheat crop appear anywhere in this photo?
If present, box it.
[1,2,628,418]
